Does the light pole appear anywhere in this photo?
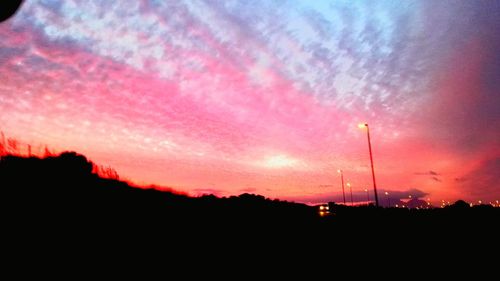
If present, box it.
[385,191,390,207]
[347,182,353,206]
[337,169,346,205]
[358,123,380,207]
[364,188,370,204]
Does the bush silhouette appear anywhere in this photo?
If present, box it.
[450,200,470,209]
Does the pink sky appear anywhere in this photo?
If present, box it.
[1,1,499,204]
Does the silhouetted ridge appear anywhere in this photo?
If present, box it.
[1,152,317,230]
[2,151,498,244]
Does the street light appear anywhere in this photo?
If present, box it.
[385,191,390,207]
[364,188,370,203]
[358,123,380,207]
[337,169,346,205]
[347,182,353,206]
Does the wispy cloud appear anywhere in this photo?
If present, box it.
[431,177,442,183]
[414,171,441,176]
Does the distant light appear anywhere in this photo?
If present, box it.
[364,189,368,192]
[395,204,399,208]
[385,192,389,195]
[320,206,324,210]
[347,183,351,187]
[337,169,341,173]
[325,206,329,210]
[358,123,367,129]
[478,200,482,204]
[409,195,412,199]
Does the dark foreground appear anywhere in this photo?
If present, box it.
[2,152,499,256]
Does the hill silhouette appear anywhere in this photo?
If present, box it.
[2,151,499,251]
[1,152,318,230]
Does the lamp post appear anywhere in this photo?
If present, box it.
[347,182,353,206]
[385,191,390,207]
[364,188,370,204]
[337,169,346,205]
[358,123,380,207]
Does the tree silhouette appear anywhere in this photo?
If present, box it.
[450,200,470,209]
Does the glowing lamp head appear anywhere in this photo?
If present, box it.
[358,123,367,129]
[385,191,389,195]
[337,169,341,173]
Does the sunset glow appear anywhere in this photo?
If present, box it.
[262,155,299,169]
[1,0,499,204]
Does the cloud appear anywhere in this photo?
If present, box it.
[283,188,429,205]
[431,177,442,183]
[239,187,257,193]
[414,171,442,183]
[414,171,441,176]
[379,188,429,200]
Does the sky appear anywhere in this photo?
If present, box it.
[1,0,499,205]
